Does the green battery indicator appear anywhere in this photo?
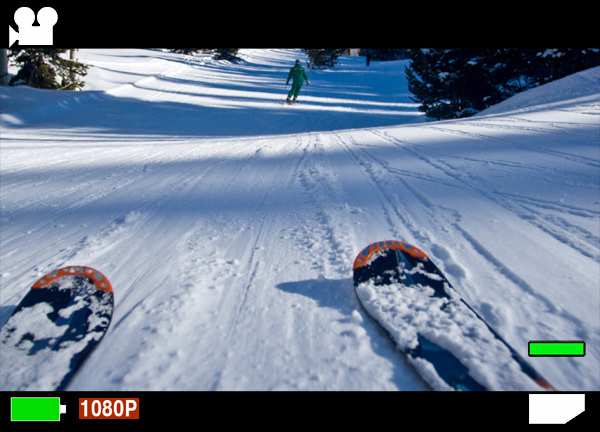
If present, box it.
[528,340,586,357]
[11,397,67,422]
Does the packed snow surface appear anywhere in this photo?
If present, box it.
[0,49,598,390]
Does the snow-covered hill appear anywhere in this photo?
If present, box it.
[0,49,598,390]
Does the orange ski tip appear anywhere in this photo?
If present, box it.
[32,266,113,293]
[353,240,428,270]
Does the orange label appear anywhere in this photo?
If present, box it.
[79,398,140,420]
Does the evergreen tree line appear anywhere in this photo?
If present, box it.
[303,49,346,68]
[405,48,600,119]
[303,49,407,68]
[169,48,240,61]
[301,48,600,119]
[2,49,241,89]
[3,48,598,120]
[360,49,409,60]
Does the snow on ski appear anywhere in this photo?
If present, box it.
[353,241,555,391]
[0,267,113,390]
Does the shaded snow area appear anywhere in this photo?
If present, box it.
[0,49,598,390]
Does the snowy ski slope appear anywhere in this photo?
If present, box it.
[0,49,598,390]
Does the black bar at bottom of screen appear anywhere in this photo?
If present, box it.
[0,391,597,430]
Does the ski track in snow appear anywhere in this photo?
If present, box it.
[1,49,598,390]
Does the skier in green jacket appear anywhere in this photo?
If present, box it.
[286,60,310,103]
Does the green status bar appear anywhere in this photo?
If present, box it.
[528,340,585,357]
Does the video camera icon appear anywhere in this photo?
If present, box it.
[8,6,58,47]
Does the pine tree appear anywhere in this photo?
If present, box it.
[9,48,88,90]
[303,49,346,68]
[169,49,240,61]
[406,49,495,119]
[213,49,240,61]
[405,48,600,119]
[169,49,201,55]
[526,48,600,85]
[360,49,408,61]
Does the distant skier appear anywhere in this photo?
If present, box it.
[286,59,309,103]
[365,52,372,67]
